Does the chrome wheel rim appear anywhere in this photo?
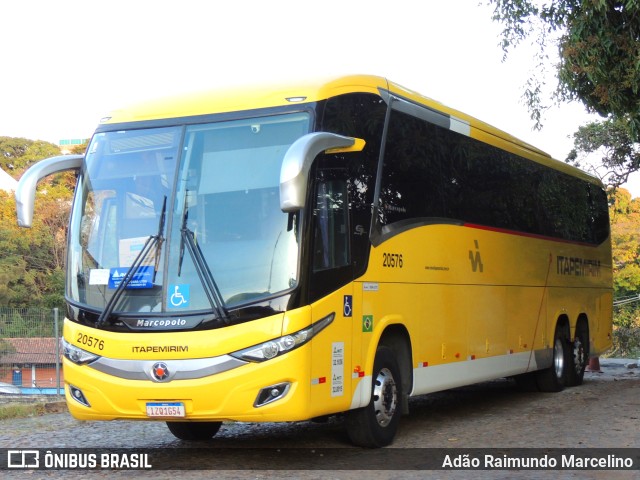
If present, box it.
[554,337,565,379]
[373,367,397,427]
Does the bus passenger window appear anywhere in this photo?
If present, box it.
[313,178,350,271]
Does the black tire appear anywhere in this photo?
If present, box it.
[345,346,401,448]
[536,324,570,392]
[166,421,222,441]
[567,321,589,387]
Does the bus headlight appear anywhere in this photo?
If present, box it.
[230,312,335,362]
[62,339,101,365]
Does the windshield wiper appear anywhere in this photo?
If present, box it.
[152,196,167,282]
[95,196,167,329]
[178,198,230,324]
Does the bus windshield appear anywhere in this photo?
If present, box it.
[67,112,310,317]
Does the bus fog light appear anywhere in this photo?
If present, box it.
[254,382,291,407]
[69,384,91,407]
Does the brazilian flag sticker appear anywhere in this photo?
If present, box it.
[362,315,373,332]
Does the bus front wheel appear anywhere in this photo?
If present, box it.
[346,346,401,447]
[166,421,222,441]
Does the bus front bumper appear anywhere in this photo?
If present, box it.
[62,346,312,422]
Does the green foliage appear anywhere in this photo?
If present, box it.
[0,137,72,310]
[610,316,640,358]
[0,137,61,178]
[67,142,88,155]
[0,191,71,310]
[0,338,15,356]
[490,1,640,129]
[609,188,640,296]
[557,1,640,132]
[608,188,640,355]
[0,403,48,421]
[567,117,640,187]
[490,0,640,191]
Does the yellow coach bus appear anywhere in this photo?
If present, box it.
[16,75,612,447]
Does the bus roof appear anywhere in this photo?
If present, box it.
[100,74,384,125]
[99,74,599,185]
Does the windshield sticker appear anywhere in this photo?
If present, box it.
[108,266,155,289]
[119,237,156,267]
[89,269,110,285]
[168,284,190,309]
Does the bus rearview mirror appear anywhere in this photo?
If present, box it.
[279,132,364,212]
[15,154,84,228]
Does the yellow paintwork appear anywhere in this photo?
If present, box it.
[358,224,612,377]
[65,75,612,424]
[65,312,284,360]
[101,75,384,125]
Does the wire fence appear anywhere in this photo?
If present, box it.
[0,307,63,399]
[613,294,640,307]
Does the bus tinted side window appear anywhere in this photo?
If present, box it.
[378,110,445,226]
[320,93,386,276]
[306,93,387,302]
[313,174,350,271]
[378,108,609,245]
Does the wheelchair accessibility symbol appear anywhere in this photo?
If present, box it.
[343,295,352,317]
[169,284,190,308]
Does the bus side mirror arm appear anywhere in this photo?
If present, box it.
[279,132,364,212]
[15,154,84,228]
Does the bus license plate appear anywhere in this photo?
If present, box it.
[146,402,185,418]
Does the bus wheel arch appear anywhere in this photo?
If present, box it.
[536,315,570,392]
[345,345,402,447]
[378,324,413,415]
[345,324,412,447]
[567,315,590,387]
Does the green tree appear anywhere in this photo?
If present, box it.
[0,136,61,178]
[0,137,73,310]
[610,188,640,296]
[567,117,640,187]
[68,141,88,155]
[0,192,46,306]
[489,1,640,187]
[608,187,640,355]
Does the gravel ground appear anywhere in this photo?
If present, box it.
[2,359,639,479]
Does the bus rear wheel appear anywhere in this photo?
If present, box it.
[346,346,401,448]
[536,324,569,392]
[166,421,222,441]
[567,321,589,387]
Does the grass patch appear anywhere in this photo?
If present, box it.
[0,402,48,421]
[607,326,640,359]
